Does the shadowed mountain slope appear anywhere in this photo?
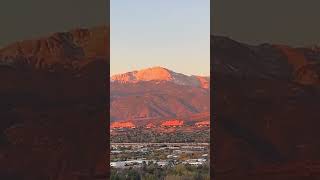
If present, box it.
[0,26,109,180]
[213,35,320,179]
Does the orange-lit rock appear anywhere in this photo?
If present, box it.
[195,121,210,127]
[145,123,156,129]
[161,119,184,127]
[111,121,136,129]
[111,67,210,89]
[195,76,210,89]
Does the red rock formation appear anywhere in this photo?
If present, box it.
[161,119,184,127]
[111,121,136,129]
[145,123,156,129]
[195,121,210,127]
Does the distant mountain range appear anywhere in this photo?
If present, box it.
[110,67,210,122]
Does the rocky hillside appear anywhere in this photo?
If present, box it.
[213,36,320,85]
[0,26,109,180]
[213,36,320,179]
[111,67,210,121]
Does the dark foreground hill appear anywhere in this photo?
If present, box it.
[0,27,109,180]
[213,36,320,179]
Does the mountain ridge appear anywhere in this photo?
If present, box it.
[0,26,108,71]
[0,26,109,179]
[213,35,320,85]
[212,35,320,179]
[111,66,210,89]
[110,67,210,122]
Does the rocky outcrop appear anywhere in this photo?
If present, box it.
[110,121,136,129]
[161,119,184,127]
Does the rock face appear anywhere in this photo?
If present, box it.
[195,121,210,127]
[0,26,109,180]
[110,121,135,129]
[213,36,320,179]
[161,119,184,127]
[110,67,210,122]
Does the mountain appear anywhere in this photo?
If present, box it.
[213,36,320,85]
[111,66,210,89]
[0,26,108,69]
[0,27,109,179]
[0,26,109,100]
[110,67,210,121]
[213,35,320,179]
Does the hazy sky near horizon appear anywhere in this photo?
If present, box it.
[111,0,210,76]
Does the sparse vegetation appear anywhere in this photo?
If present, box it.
[111,128,209,143]
[110,163,210,180]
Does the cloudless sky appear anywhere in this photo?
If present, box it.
[111,0,210,76]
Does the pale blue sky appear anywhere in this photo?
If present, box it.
[111,0,210,76]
